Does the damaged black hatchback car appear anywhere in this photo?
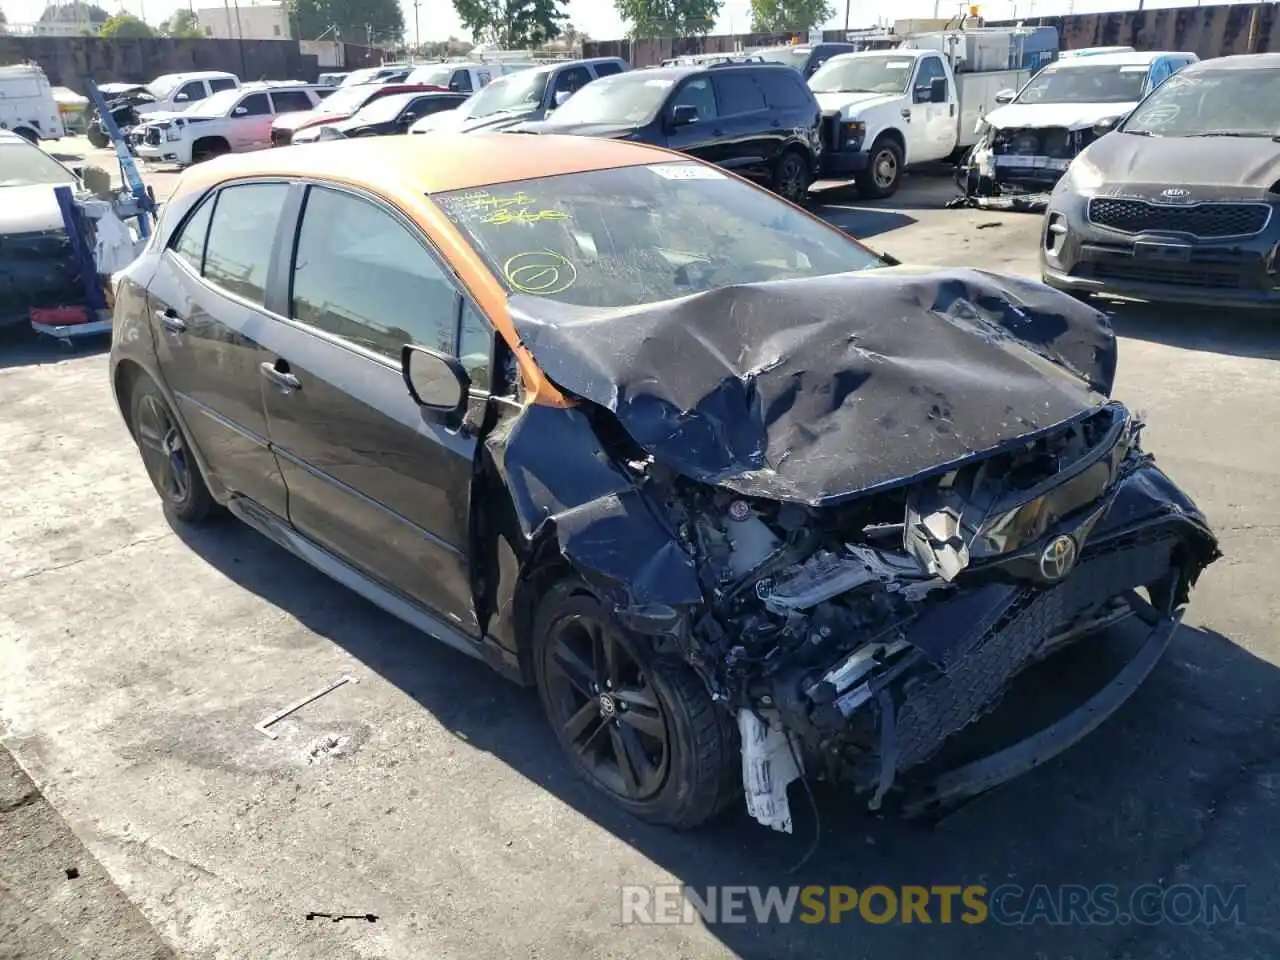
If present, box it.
[109,135,1219,833]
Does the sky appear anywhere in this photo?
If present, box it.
[0,0,1227,43]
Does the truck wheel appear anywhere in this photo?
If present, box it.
[532,578,740,829]
[191,138,229,164]
[857,137,904,200]
[771,148,812,205]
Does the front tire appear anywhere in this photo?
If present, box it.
[129,376,216,524]
[857,137,904,199]
[532,580,739,829]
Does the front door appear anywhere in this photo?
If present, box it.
[144,180,291,517]
[911,55,952,162]
[663,76,725,166]
[255,182,480,631]
[228,91,272,150]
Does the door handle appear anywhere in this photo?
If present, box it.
[155,308,186,333]
[900,108,912,120]
[259,360,302,393]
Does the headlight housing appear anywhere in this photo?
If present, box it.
[842,119,865,148]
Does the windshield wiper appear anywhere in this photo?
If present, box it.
[1122,129,1156,137]
[1184,131,1271,138]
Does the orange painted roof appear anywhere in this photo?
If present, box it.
[177,132,680,198]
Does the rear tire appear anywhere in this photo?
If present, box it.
[856,137,904,200]
[771,148,812,205]
[129,376,216,524]
[532,579,740,829]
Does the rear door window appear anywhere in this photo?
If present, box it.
[176,80,207,103]
[270,89,315,114]
[451,69,473,93]
[713,73,767,115]
[202,183,289,304]
[209,77,238,93]
[670,77,718,121]
[757,69,811,109]
[593,61,624,78]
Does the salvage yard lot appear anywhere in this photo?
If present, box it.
[1,141,1278,959]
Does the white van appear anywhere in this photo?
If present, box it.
[0,63,64,142]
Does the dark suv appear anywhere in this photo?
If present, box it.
[511,63,823,204]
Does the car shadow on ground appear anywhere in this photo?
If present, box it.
[0,326,110,370]
[173,518,1278,959]
[818,205,917,240]
[1102,301,1280,361]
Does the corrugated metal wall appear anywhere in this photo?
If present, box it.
[585,3,1279,66]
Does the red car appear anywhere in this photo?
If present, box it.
[270,83,449,146]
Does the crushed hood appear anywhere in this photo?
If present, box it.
[1081,132,1280,200]
[984,100,1137,132]
[0,184,69,234]
[813,91,904,116]
[509,267,1117,506]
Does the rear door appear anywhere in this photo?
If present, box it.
[709,71,772,179]
[144,180,291,518]
[255,182,481,631]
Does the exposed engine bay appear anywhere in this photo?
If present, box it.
[954,124,1099,212]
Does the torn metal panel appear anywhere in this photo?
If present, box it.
[509,268,1117,507]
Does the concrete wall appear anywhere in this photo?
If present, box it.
[586,3,1279,66]
[196,4,292,41]
[0,37,382,91]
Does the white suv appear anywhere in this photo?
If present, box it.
[135,83,328,165]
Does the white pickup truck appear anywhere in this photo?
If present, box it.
[135,82,328,166]
[812,45,1034,198]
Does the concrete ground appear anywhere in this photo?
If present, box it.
[1,136,1277,959]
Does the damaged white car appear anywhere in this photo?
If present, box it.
[963,50,1197,200]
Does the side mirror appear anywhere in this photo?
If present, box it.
[448,80,462,91]
[993,88,1015,104]
[403,345,470,424]
[930,76,948,103]
[670,103,699,127]
[1092,115,1121,137]
[233,106,248,116]
[174,93,189,102]
[553,89,573,107]
[399,113,418,125]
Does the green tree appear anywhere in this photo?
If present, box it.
[161,9,203,37]
[614,0,721,38]
[749,0,832,32]
[451,0,567,47]
[288,0,404,44]
[99,12,155,37]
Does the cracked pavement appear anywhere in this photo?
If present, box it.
[0,145,1277,959]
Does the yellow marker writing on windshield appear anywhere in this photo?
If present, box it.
[504,250,577,296]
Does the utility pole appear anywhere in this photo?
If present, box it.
[844,0,851,30]
[413,0,420,53]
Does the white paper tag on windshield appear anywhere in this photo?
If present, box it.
[887,60,912,69]
[650,163,726,180]
[1119,65,1149,72]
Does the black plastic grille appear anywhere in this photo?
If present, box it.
[271,128,292,147]
[892,536,1177,772]
[144,127,161,146]
[1088,198,1269,238]
[1092,261,1243,289]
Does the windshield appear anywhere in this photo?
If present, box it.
[353,93,415,122]
[146,74,181,99]
[542,73,669,126]
[311,84,379,114]
[1015,63,1149,104]
[436,162,882,309]
[1122,67,1280,137]
[463,70,548,118]
[340,68,381,87]
[406,65,454,87]
[755,47,810,70]
[809,55,914,94]
[0,140,77,188]
[187,89,242,117]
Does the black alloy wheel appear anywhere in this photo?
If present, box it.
[129,378,215,523]
[773,149,812,205]
[542,608,670,801]
[532,582,740,829]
